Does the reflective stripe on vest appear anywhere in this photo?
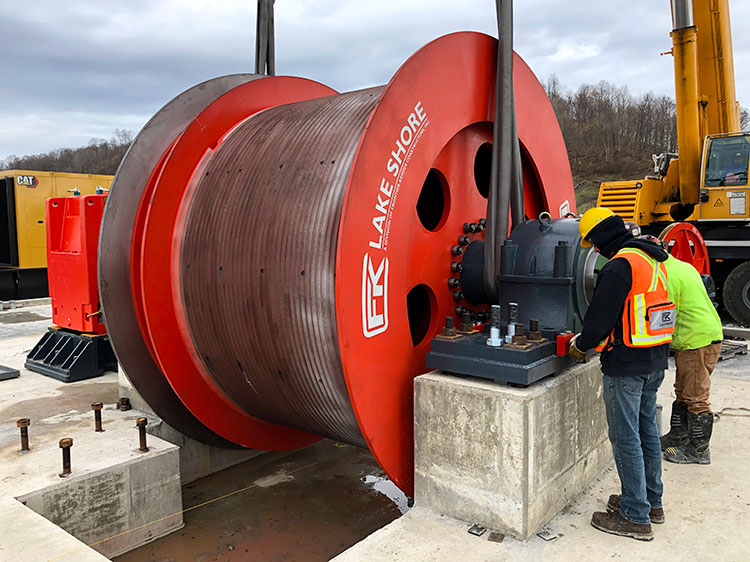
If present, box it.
[594,247,675,351]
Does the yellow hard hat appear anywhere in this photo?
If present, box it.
[579,208,615,247]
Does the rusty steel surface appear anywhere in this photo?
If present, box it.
[100,32,575,494]
[179,89,383,446]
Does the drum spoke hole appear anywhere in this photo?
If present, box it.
[474,142,492,199]
[417,169,449,231]
[407,284,435,346]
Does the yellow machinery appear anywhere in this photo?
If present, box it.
[0,170,113,300]
[597,0,750,325]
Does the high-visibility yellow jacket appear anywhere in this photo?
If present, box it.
[663,255,723,351]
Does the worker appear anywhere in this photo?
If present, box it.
[658,250,723,465]
[569,208,674,541]
[721,152,748,185]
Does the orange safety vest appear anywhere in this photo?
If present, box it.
[594,247,676,352]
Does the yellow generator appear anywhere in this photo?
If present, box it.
[0,170,113,300]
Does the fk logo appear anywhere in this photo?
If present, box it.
[362,253,389,338]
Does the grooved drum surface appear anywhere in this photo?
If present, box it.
[179,89,382,445]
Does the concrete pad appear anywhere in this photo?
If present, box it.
[335,352,750,561]
[2,413,183,559]
[723,325,750,340]
[0,315,184,560]
[0,496,108,562]
[414,361,610,540]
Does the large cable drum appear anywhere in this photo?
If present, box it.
[99,32,575,493]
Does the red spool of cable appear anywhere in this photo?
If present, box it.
[99,32,575,494]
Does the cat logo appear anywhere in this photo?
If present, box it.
[714,198,724,207]
[16,175,39,188]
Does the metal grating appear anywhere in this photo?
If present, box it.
[598,185,637,221]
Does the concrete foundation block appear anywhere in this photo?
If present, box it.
[148,418,265,485]
[118,369,264,484]
[414,360,611,540]
[15,435,183,559]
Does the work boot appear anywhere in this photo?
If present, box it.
[591,511,653,541]
[606,494,665,524]
[660,400,688,451]
[664,411,713,465]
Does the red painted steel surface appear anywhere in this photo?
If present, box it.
[659,222,710,275]
[100,75,263,448]
[336,33,574,492]
[100,32,575,494]
[134,77,339,451]
[47,195,107,334]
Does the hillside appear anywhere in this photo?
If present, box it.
[1,88,746,213]
[0,129,132,176]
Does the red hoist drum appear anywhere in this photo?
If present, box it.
[99,32,575,494]
[658,222,710,275]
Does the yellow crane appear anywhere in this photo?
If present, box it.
[597,0,750,325]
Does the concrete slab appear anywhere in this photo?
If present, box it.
[1,410,183,559]
[414,361,610,540]
[0,306,184,560]
[0,496,108,562]
[335,352,750,561]
[0,299,267,561]
[723,325,750,340]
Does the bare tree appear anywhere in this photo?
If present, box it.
[0,130,133,174]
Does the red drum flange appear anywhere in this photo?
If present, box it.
[659,222,710,275]
[100,32,574,494]
[337,32,573,492]
[135,76,338,451]
[100,75,263,447]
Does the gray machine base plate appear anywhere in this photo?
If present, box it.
[426,332,575,386]
[0,365,21,381]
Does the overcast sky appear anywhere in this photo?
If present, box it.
[1,0,748,161]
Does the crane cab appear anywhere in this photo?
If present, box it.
[698,133,750,220]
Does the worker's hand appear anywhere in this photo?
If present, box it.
[568,333,588,363]
[725,172,741,185]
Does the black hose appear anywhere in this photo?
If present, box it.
[510,93,524,226]
[484,0,518,301]
[255,0,276,76]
